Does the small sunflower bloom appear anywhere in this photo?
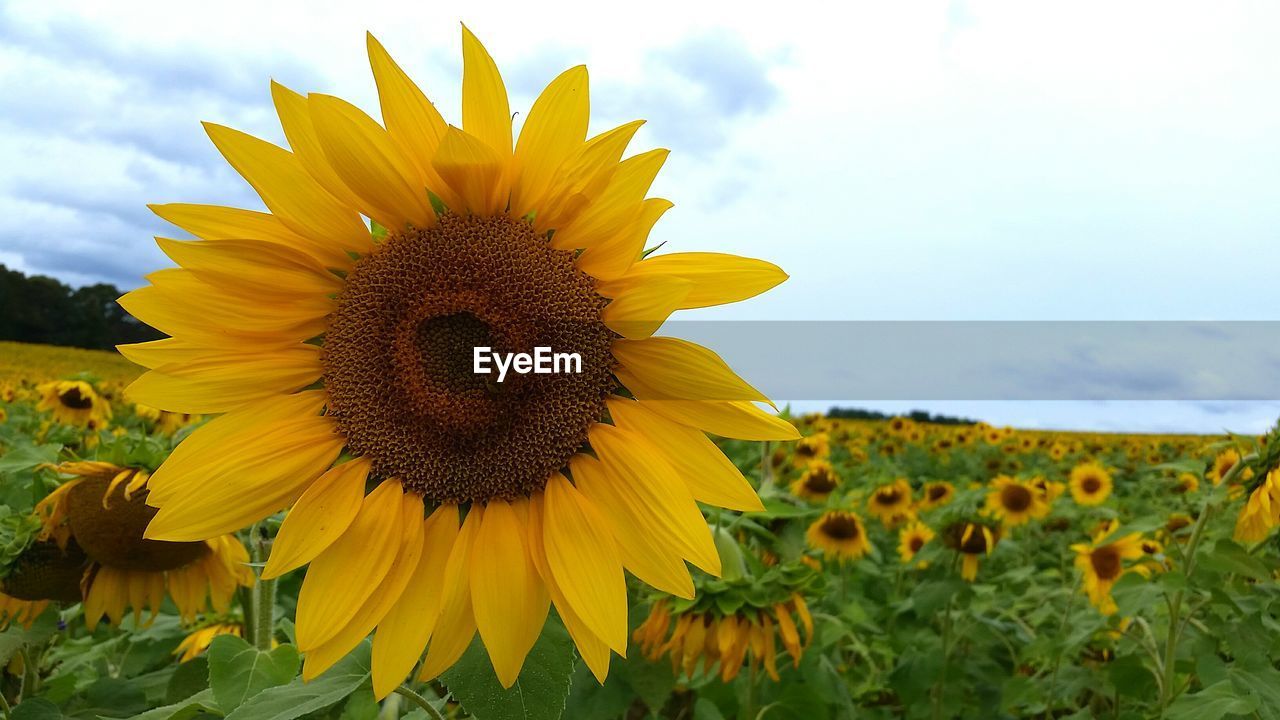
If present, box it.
[1071,529,1144,615]
[36,380,111,428]
[866,478,914,527]
[1069,462,1113,506]
[943,522,1000,582]
[897,521,935,565]
[917,481,955,511]
[984,475,1050,527]
[789,460,840,502]
[806,510,871,562]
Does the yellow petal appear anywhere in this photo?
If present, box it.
[535,120,645,232]
[511,66,589,218]
[630,396,799,441]
[144,392,343,541]
[302,490,424,680]
[461,25,512,157]
[606,396,763,512]
[366,33,464,212]
[308,93,435,231]
[155,236,340,299]
[419,505,483,681]
[526,493,614,683]
[271,81,368,213]
[576,198,673,281]
[148,203,356,270]
[263,458,372,580]
[432,126,505,215]
[295,480,406,651]
[589,424,720,575]
[613,336,770,404]
[203,122,370,253]
[597,270,689,339]
[470,500,549,688]
[551,149,668,251]
[609,252,788,309]
[372,505,459,700]
[122,344,323,415]
[567,455,695,599]
[542,473,627,653]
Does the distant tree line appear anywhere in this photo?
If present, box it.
[826,406,979,426]
[0,265,161,350]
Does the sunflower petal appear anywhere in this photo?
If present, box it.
[535,120,645,232]
[576,198,673,281]
[372,505,459,700]
[460,25,512,157]
[263,458,372,580]
[597,271,689,339]
[271,81,368,212]
[551,149,667,251]
[470,499,549,688]
[610,252,788,309]
[148,203,356,270]
[419,505,482,681]
[613,337,769,404]
[432,126,505,215]
[295,480,405,651]
[542,473,627,653]
[122,344,322,415]
[511,65,589,218]
[606,396,763,512]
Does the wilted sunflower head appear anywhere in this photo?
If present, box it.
[789,460,840,501]
[806,510,870,561]
[1069,462,1113,505]
[121,27,796,694]
[36,380,111,428]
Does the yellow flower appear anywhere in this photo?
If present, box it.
[984,475,1050,527]
[789,460,840,502]
[0,592,48,630]
[917,481,955,511]
[1210,449,1252,486]
[791,433,830,467]
[35,463,254,629]
[135,403,199,435]
[866,478,914,527]
[1071,529,1144,615]
[806,510,871,562]
[1032,476,1067,503]
[174,623,246,663]
[897,522,935,564]
[36,380,111,428]
[119,28,795,694]
[1173,472,1199,494]
[943,522,1000,582]
[1069,462,1113,506]
[1234,470,1280,543]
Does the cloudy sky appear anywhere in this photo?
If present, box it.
[2,0,1278,432]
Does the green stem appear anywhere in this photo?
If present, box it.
[393,686,446,720]
[1158,501,1214,715]
[18,648,37,700]
[0,686,11,720]
[249,524,276,651]
[932,594,954,720]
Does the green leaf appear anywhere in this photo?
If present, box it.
[82,677,149,718]
[1199,539,1271,581]
[1167,679,1260,720]
[617,652,676,713]
[224,641,370,720]
[165,656,210,705]
[440,619,576,720]
[208,635,301,714]
[124,688,220,720]
[11,698,63,720]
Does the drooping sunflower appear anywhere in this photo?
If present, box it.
[36,380,111,428]
[632,595,812,682]
[1234,469,1280,543]
[133,403,199,435]
[984,475,1050,527]
[789,460,840,502]
[174,622,248,663]
[121,28,795,694]
[1032,476,1067,503]
[942,521,1000,582]
[917,481,955,511]
[805,510,870,561]
[897,521,934,565]
[865,478,914,527]
[36,462,254,629]
[0,592,48,630]
[1173,472,1199,495]
[1068,462,1113,505]
[790,433,830,467]
[1071,528,1144,615]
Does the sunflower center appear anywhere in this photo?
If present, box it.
[1081,476,1102,494]
[875,489,901,506]
[821,514,861,540]
[927,485,948,501]
[1090,546,1122,580]
[1000,484,1033,512]
[804,469,837,493]
[323,213,617,504]
[60,386,93,409]
[909,537,925,552]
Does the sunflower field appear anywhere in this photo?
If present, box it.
[2,344,1279,719]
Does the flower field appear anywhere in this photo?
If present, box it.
[2,341,1278,719]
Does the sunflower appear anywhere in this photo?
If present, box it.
[943,521,1000,582]
[1234,469,1280,543]
[1071,528,1144,615]
[984,475,1050,527]
[865,478,914,527]
[0,592,48,630]
[806,510,871,562]
[36,380,111,428]
[1069,462,1113,505]
[120,28,795,694]
[897,521,934,565]
[1209,449,1253,486]
[789,460,840,502]
[134,403,199,435]
[632,595,812,682]
[1032,476,1067,503]
[917,481,955,511]
[173,622,247,663]
[1173,472,1199,494]
[791,433,830,467]
[35,462,254,629]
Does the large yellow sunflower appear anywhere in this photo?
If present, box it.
[983,475,1050,527]
[789,460,840,502]
[1068,462,1113,506]
[1071,528,1144,615]
[805,510,871,562]
[120,28,795,694]
[36,462,254,629]
[865,478,914,527]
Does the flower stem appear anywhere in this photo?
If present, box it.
[248,524,276,651]
[394,686,446,720]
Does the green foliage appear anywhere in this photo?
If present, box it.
[440,619,575,720]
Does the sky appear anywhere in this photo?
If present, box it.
[2,0,1278,432]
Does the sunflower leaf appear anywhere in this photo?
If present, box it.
[440,617,575,720]
[208,635,301,714]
